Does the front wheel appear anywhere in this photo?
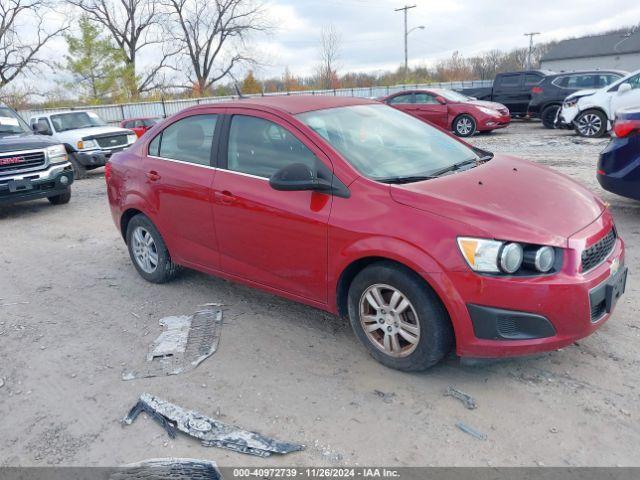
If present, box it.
[126,214,180,283]
[575,110,607,137]
[347,261,454,371]
[68,153,88,180]
[453,114,477,137]
[541,105,560,129]
[48,189,71,205]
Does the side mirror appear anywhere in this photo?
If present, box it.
[34,122,52,135]
[269,163,332,193]
[618,83,632,94]
[435,96,447,104]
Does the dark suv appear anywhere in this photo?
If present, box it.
[528,70,627,128]
[0,103,74,206]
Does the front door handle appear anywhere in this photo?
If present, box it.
[215,190,236,205]
[146,170,161,181]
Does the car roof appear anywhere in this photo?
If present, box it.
[548,69,628,78]
[184,95,379,115]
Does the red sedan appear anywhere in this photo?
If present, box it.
[106,95,626,371]
[120,117,161,138]
[380,88,510,137]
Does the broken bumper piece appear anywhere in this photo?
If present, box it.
[123,393,304,457]
[109,458,222,480]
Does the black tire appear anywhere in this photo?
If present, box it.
[347,261,454,371]
[541,105,560,129]
[125,214,180,283]
[452,114,477,137]
[47,189,71,205]
[69,153,88,180]
[575,109,608,138]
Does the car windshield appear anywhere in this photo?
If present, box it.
[50,111,107,132]
[431,89,471,102]
[297,104,479,182]
[0,107,30,135]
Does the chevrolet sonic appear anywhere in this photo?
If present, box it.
[106,95,626,371]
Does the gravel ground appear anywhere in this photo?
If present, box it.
[0,121,639,467]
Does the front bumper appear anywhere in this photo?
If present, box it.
[559,105,579,126]
[0,162,74,205]
[441,218,626,358]
[77,144,133,167]
[597,136,640,200]
[477,114,511,131]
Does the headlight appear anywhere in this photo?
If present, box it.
[458,238,556,275]
[477,106,500,116]
[46,144,68,164]
[77,139,98,150]
[127,134,137,144]
[564,98,579,108]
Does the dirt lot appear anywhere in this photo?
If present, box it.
[1,121,639,467]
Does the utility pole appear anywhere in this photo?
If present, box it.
[524,32,541,69]
[395,4,417,78]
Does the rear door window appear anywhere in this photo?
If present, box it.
[414,93,439,104]
[388,94,413,104]
[496,74,521,89]
[226,115,317,178]
[151,114,217,166]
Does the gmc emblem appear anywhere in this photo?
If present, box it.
[0,156,24,166]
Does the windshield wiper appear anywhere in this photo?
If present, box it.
[377,175,435,184]
[428,158,479,178]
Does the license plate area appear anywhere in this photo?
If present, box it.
[8,178,33,193]
[589,266,628,322]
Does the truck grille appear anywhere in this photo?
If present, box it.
[582,228,616,272]
[0,151,46,174]
[95,135,127,149]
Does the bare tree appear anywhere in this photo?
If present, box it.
[316,24,341,89]
[0,0,67,89]
[162,0,267,96]
[66,0,173,97]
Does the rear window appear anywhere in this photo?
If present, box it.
[524,74,543,86]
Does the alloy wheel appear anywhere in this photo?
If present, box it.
[577,113,602,137]
[456,117,474,135]
[132,226,159,273]
[359,284,421,358]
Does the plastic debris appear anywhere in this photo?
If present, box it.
[0,378,4,388]
[123,393,304,457]
[444,385,477,410]
[456,421,487,441]
[122,309,222,381]
[109,458,222,480]
[373,389,395,404]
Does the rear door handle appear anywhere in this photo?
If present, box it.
[146,170,161,181]
[215,190,236,205]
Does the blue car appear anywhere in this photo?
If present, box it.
[597,107,640,200]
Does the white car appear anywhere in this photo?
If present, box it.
[30,111,137,178]
[558,68,640,137]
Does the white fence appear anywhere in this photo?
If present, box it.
[19,80,492,124]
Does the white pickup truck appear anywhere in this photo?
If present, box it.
[29,111,137,178]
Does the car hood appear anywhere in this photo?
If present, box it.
[0,132,58,153]
[565,89,598,101]
[468,100,507,110]
[61,126,133,139]
[389,155,605,247]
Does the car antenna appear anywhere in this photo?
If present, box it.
[234,83,247,99]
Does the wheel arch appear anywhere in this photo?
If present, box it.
[120,208,144,240]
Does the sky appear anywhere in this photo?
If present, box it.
[13,0,640,94]
[251,0,640,78]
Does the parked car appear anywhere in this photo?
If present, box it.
[460,70,553,117]
[30,110,137,179]
[380,88,510,137]
[0,103,73,206]
[528,70,626,128]
[120,117,162,138]
[597,107,640,200]
[558,68,640,137]
[106,95,626,371]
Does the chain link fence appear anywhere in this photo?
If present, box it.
[18,80,492,124]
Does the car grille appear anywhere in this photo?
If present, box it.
[95,135,127,149]
[582,228,616,272]
[0,151,46,174]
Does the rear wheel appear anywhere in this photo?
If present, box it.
[48,189,71,205]
[575,109,607,137]
[541,105,560,129]
[453,114,476,137]
[69,153,87,180]
[126,214,180,283]
[347,261,454,371]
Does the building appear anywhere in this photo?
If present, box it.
[540,30,640,72]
